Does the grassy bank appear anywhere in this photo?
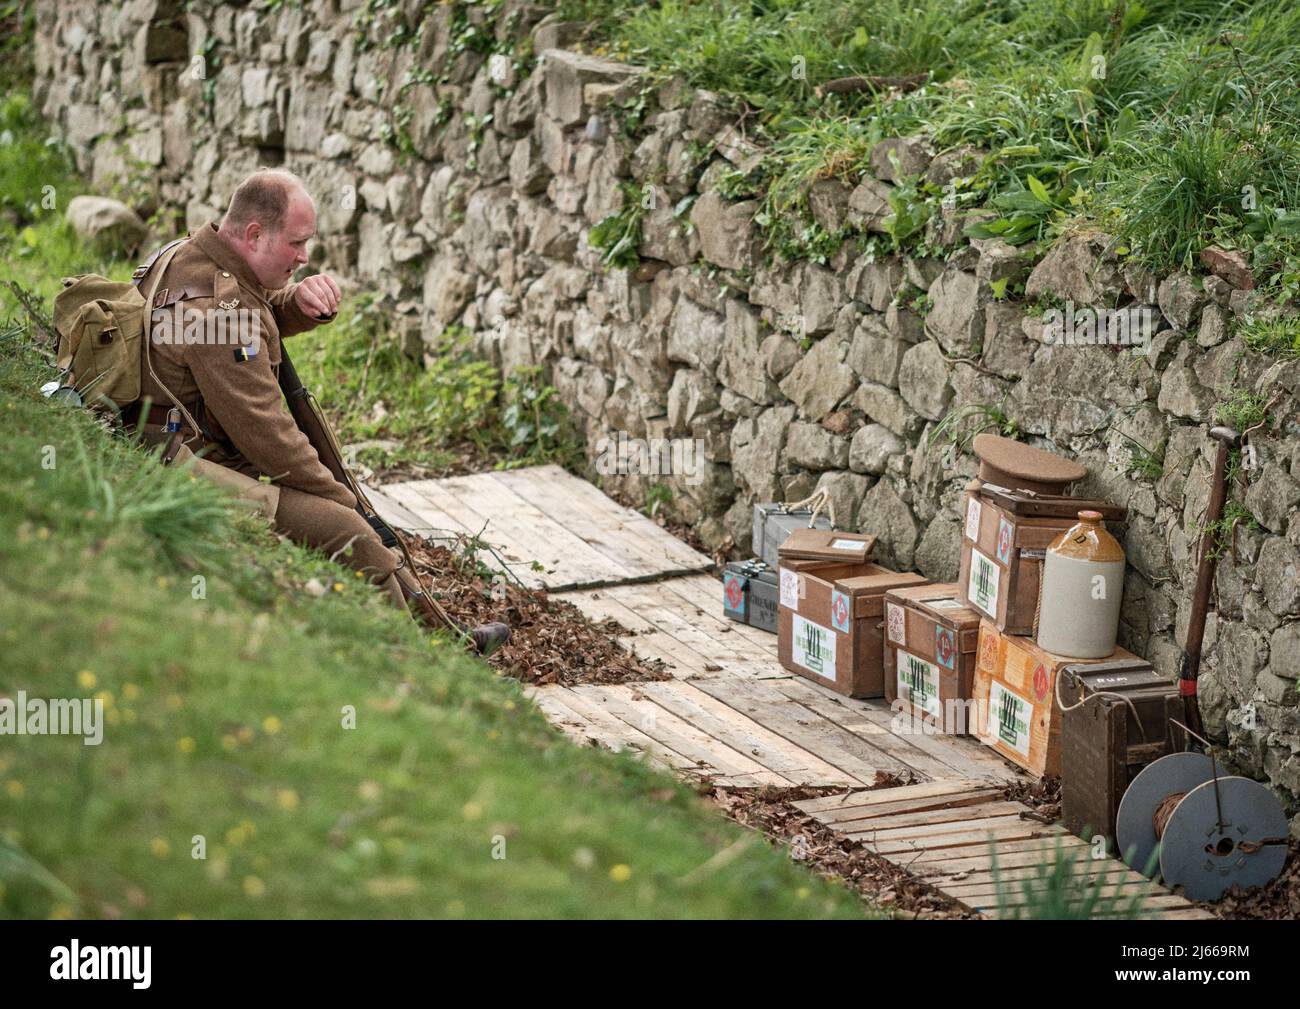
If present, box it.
[0,329,869,920]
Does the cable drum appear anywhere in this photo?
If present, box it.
[1158,777,1288,902]
[1117,753,1288,902]
[1117,753,1227,878]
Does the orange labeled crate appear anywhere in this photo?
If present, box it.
[972,618,1140,778]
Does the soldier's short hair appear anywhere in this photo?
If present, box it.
[223,169,311,235]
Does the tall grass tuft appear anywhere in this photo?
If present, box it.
[990,837,1151,920]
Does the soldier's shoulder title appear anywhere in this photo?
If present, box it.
[215,269,241,311]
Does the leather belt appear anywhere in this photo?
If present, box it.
[122,400,200,430]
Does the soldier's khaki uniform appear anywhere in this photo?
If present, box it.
[135,221,403,596]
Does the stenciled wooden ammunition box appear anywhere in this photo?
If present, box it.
[972,619,1141,778]
[1059,661,1182,851]
[883,583,982,735]
[957,484,1125,634]
[777,532,927,698]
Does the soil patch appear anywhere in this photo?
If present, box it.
[405,535,670,686]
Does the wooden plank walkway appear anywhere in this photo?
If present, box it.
[366,465,712,591]
[792,780,1212,919]
[551,576,1013,786]
[378,467,1209,919]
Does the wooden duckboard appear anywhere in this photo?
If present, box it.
[540,575,1015,788]
[365,465,713,591]
[792,780,1213,919]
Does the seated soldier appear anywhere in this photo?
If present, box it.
[130,167,510,654]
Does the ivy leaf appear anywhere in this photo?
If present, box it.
[990,277,1009,300]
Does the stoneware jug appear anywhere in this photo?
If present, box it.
[1036,510,1125,658]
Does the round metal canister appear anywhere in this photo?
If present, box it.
[1036,509,1124,658]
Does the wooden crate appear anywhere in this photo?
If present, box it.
[883,583,982,735]
[1060,662,1182,849]
[972,619,1141,778]
[778,560,927,698]
[956,485,1124,635]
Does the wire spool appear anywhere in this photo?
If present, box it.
[1158,776,1288,902]
[1117,753,1289,902]
[1117,753,1227,878]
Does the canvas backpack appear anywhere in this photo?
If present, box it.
[50,239,185,411]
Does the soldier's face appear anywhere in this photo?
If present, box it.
[249,194,316,290]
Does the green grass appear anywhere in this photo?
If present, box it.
[292,308,587,478]
[0,333,868,920]
[1117,431,1165,481]
[926,400,1023,455]
[1215,388,1271,432]
[1240,314,1300,357]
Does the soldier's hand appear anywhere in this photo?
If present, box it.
[295,274,341,319]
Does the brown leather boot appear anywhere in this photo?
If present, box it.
[454,618,511,657]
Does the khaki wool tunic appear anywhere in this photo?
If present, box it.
[137,220,355,512]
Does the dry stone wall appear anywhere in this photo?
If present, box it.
[34,0,1300,820]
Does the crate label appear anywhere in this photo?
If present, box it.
[792,614,836,681]
[723,572,747,616]
[978,626,1000,673]
[964,496,981,542]
[1019,548,1046,560]
[830,537,865,551]
[928,598,966,611]
[1032,662,1049,701]
[935,626,956,669]
[885,602,906,644]
[967,547,1000,618]
[897,648,941,719]
[779,567,800,609]
[995,516,1014,565]
[988,680,1032,757]
[830,589,852,634]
